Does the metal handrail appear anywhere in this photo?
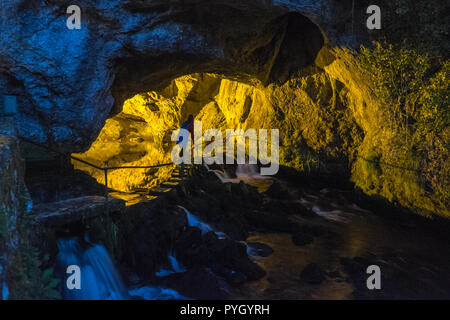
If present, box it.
[18,136,175,199]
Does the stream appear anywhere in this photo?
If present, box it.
[54,164,450,300]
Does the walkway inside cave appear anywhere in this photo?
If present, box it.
[23,154,450,300]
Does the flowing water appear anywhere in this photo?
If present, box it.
[55,163,450,300]
[156,254,187,277]
[57,237,129,300]
[56,237,186,300]
[179,205,227,239]
[205,163,273,192]
[235,185,450,299]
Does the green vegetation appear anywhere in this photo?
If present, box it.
[8,244,60,300]
[418,61,450,134]
[344,0,450,217]
[359,42,449,136]
[6,193,61,300]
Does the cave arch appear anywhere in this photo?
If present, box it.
[69,10,332,194]
[109,11,327,119]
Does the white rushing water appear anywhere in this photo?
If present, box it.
[2,283,7,300]
[156,254,186,277]
[57,237,186,300]
[128,286,188,300]
[205,163,273,193]
[178,206,227,239]
[206,163,266,184]
[0,264,8,300]
[57,237,128,300]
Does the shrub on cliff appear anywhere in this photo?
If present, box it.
[355,41,449,217]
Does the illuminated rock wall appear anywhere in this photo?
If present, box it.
[75,62,448,217]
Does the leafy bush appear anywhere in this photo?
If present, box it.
[6,193,61,300]
[417,61,450,134]
[360,41,432,126]
[355,40,449,217]
[8,244,60,300]
[359,41,449,136]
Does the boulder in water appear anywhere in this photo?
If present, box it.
[246,242,274,257]
[291,232,314,246]
[300,263,326,285]
[153,267,230,300]
[175,227,208,268]
[264,180,290,199]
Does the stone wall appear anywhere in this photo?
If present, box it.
[0,127,28,299]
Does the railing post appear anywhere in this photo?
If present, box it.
[104,169,108,199]
[103,168,110,216]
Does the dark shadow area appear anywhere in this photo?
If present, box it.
[24,157,104,205]
[269,12,325,83]
[110,11,326,117]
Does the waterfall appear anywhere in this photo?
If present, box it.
[156,254,186,277]
[179,206,214,234]
[311,205,351,223]
[178,206,226,239]
[57,237,128,300]
[2,283,7,300]
[128,286,188,300]
[57,237,188,300]
[168,254,185,273]
[206,163,263,183]
[204,163,233,183]
[211,169,231,183]
[235,163,260,177]
[0,264,7,300]
[204,163,272,192]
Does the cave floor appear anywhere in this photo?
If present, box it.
[27,162,450,300]
[232,178,450,300]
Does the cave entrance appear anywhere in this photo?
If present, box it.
[71,12,329,202]
[72,73,277,199]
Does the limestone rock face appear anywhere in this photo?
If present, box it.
[0,132,28,299]
[0,0,357,152]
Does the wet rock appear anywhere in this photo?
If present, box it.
[291,232,314,246]
[31,196,125,227]
[175,227,208,268]
[262,200,297,216]
[153,267,230,300]
[265,181,290,199]
[246,242,274,257]
[150,207,188,243]
[227,271,248,287]
[130,228,159,278]
[0,134,27,298]
[180,180,254,240]
[204,235,266,282]
[300,263,326,284]
[213,266,248,287]
[326,270,345,282]
[338,253,450,299]
[298,224,327,237]
[214,216,248,241]
[296,205,317,218]
[234,257,266,281]
[244,210,297,233]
